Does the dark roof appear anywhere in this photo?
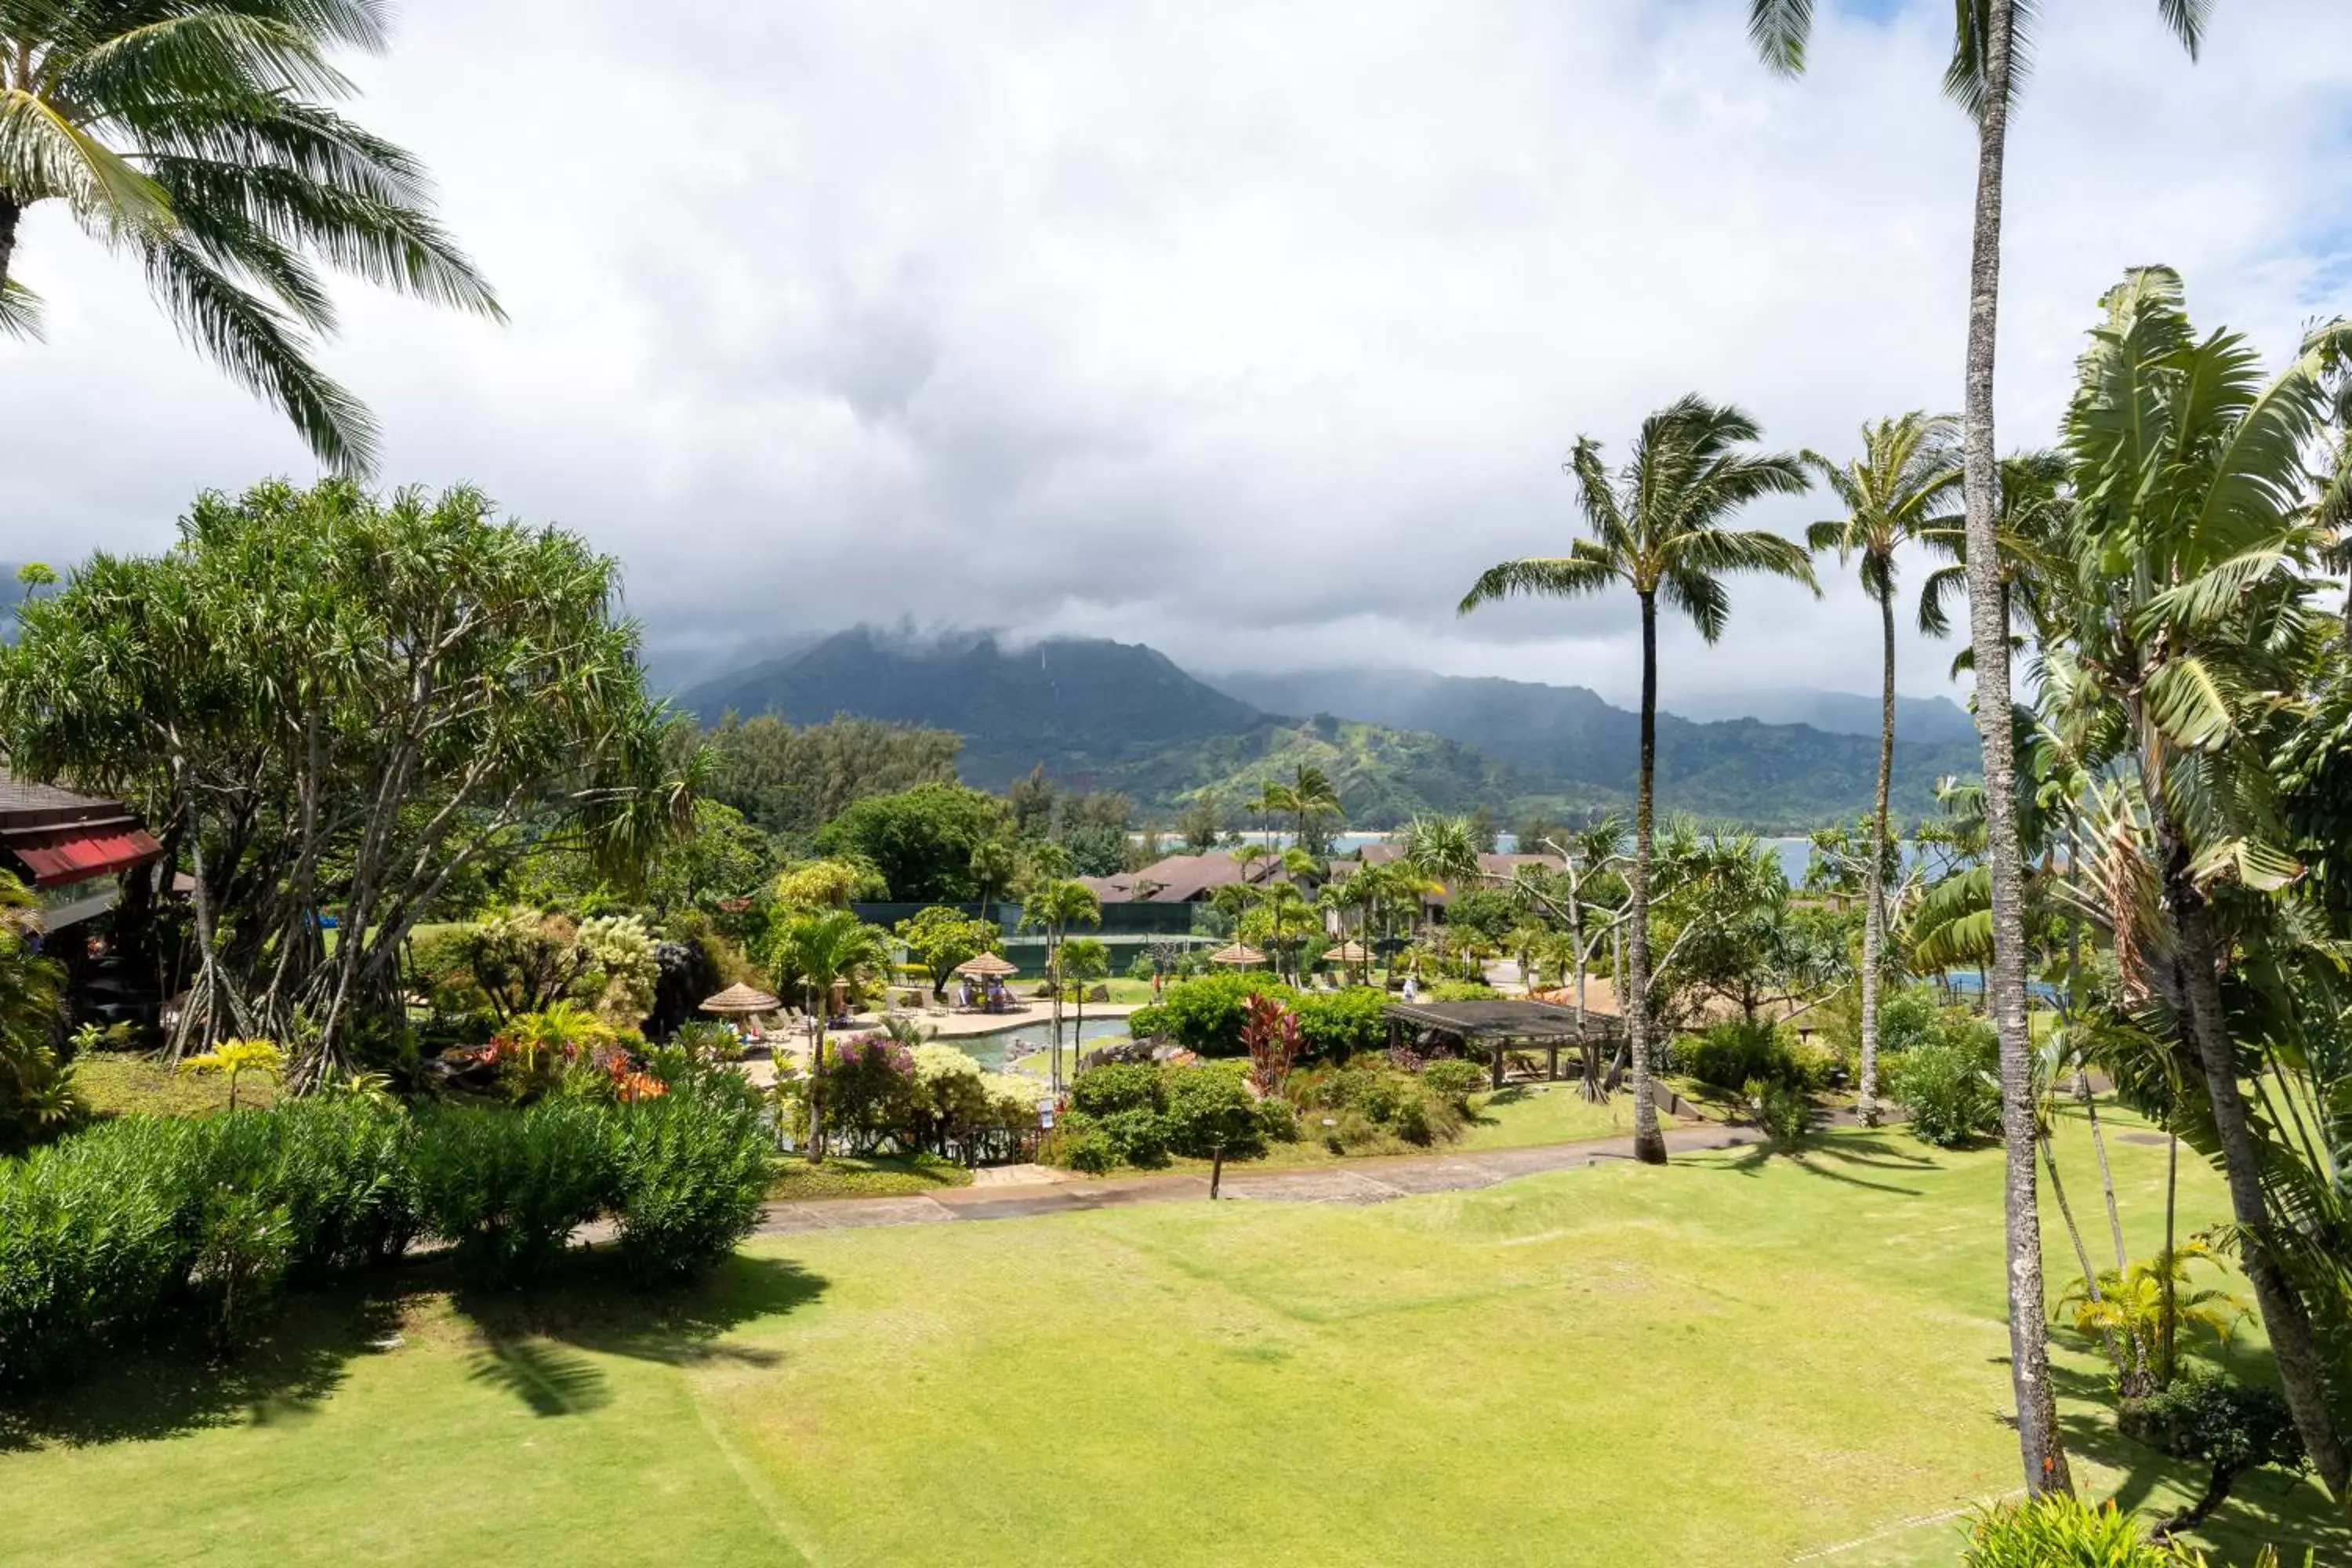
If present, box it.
[1383,999,1608,1040]
[0,767,124,822]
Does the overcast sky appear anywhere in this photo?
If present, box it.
[6,0,2350,707]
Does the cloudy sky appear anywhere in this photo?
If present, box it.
[7,0,2350,708]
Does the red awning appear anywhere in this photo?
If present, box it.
[12,828,165,888]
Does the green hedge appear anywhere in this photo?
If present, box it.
[1129,976,1394,1059]
[0,1087,770,1389]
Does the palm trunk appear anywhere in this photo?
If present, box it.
[1628,591,1665,1164]
[2161,1127,2180,1387]
[1859,586,1895,1124]
[806,996,828,1165]
[2040,1129,2128,1380]
[2073,1065,2127,1273]
[0,194,17,301]
[1961,0,2070,1497]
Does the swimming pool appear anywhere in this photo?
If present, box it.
[950,1016,1132,1073]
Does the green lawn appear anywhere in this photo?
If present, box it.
[68,1052,278,1118]
[1,1115,2339,1566]
[764,1152,975,1201]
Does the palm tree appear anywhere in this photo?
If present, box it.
[1020,879,1101,1092]
[1748,0,2211,1500]
[0,2,503,472]
[1287,765,1343,854]
[1461,395,1813,1164]
[768,909,893,1163]
[1803,413,1963,1124]
[2034,269,2352,1496]
[969,837,1017,924]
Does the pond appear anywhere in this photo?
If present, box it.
[949,1016,1132,1073]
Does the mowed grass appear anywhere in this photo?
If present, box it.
[2,1114,2340,1567]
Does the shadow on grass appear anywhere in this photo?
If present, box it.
[1713,1132,1940,1196]
[0,1251,829,1446]
[452,1250,824,1419]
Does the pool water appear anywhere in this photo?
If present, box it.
[952,1017,1131,1073]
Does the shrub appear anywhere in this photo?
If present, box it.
[1890,1020,2001,1147]
[1091,1108,1170,1168]
[1254,1098,1301,1144]
[1744,1078,1813,1150]
[1962,1496,2191,1566]
[1127,972,1299,1054]
[1052,1123,1119,1175]
[1292,986,1390,1060]
[1421,1059,1488,1107]
[0,1120,187,1386]
[606,1090,772,1284]
[815,1033,920,1155]
[1677,1018,1817,1093]
[1070,1062,1165,1117]
[1292,1064,1464,1151]
[1163,1064,1263,1160]
[1428,979,1496,1002]
[2121,1373,2307,1539]
[412,1099,615,1285]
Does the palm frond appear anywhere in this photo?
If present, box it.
[1746,0,1814,75]
[0,278,44,339]
[1457,553,1617,614]
[0,87,176,234]
[141,235,379,474]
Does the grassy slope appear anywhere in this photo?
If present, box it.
[1,1115,2339,1567]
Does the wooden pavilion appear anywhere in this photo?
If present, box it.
[1383,998,1625,1098]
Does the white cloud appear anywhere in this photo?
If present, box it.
[4,0,2348,707]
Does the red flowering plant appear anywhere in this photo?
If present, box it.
[1240,994,1301,1099]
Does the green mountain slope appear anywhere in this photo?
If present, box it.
[684,627,1980,829]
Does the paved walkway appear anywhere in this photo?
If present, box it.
[753,1121,1763,1236]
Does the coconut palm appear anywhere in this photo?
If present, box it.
[1285,764,1343,855]
[1020,878,1101,1091]
[1460,395,1813,1164]
[1748,0,2212,1498]
[1802,413,1964,1124]
[768,909,893,1163]
[0,1,503,472]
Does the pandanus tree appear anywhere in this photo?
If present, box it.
[1803,413,1963,1123]
[1748,0,2214,1498]
[1460,395,1813,1163]
[2031,267,2352,1496]
[768,909,893,1163]
[0,0,502,471]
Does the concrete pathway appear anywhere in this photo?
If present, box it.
[752,1121,1763,1236]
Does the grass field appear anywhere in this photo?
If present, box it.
[1,1115,2339,1566]
[67,1053,278,1118]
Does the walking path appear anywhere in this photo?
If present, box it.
[753,1120,1764,1236]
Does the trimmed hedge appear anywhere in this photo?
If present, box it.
[0,1087,770,1389]
[1130,976,1394,1059]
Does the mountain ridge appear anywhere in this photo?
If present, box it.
[684,627,1980,828]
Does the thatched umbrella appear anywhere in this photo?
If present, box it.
[700,982,782,1015]
[1207,942,1267,967]
[953,952,1018,978]
[1323,938,1370,985]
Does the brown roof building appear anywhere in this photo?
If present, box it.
[1080,850,1289,904]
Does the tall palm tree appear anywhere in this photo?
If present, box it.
[769,909,893,1163]
[1802,413,1963,1123]
[1399,814,1480,964]
[968,838,1017,926]
[1020,878,1100,1092]
[1461,395,1813,1164]
[1747,0,2211,1497]
[0,1,503,472]
[1287,764,1343,854]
